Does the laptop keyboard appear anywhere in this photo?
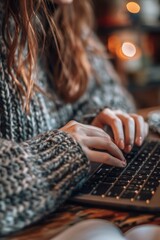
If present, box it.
[80,141,160,203]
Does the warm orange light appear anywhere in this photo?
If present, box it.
[121,42,136,57]
[107,33,142,61]
[107,35,121,54]
[126,2,141,14]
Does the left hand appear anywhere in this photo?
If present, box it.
[91,108,149,152]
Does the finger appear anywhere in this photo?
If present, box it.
[65,120,78,127]
[144,122,149,137]
[97,109,125,150]
[85,148,126,168]
[130,114,145,146]
[117,113,135,152]
[83,136,125,162]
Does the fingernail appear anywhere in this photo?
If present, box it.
[119,139,124,150]
[120,153,126,162]
[123,161,127,166]
[126,144,132,152]
[121,161,127,167]
[137,136,142,146]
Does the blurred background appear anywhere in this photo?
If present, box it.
[92,0,160,109]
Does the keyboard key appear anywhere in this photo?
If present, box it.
[92,183,112,196]
[136,191,153,201]
[142,187,155,192]
[146,180,159,187]
[89,174,104,183]
[149,175,160,182]
[121,191,136,199]
[152,170,160,177]
[143,165,154,171]
[80,185,93,194]
[134,175,147,181]
[138,169,150,175]
[107,186,124,197]
[95,168,110,176]
[103,177,117,184]
[127,184,141,191]
[132,161,141,166]
[131,179,144,186]
[109,168,124,177]
[115,180,129,186]
[127,165,139,171]
[125,170,135,176]
[118,175,132,181]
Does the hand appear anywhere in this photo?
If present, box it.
[91,108,149,152]
[60,121,126,167]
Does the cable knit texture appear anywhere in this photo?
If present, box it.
[0,0,135,235]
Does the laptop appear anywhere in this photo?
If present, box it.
[72,139,160,212]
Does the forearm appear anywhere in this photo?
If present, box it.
[0,130,89,235]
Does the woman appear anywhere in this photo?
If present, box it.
[0,0,148,235]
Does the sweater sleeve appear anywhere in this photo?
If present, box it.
[0,130,89,235]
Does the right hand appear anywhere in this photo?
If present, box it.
[60,121,126,168]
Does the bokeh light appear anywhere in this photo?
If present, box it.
[126,2,141,14]
[121,42,137,57]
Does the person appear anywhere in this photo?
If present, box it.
[0,0,148,235]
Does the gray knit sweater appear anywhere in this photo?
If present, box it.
[0,1,135,235]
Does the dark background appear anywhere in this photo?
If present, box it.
[92,0,160,109]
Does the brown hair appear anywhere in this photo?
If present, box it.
[3,0,101,111]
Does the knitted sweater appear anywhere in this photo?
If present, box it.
[0,1,135,235]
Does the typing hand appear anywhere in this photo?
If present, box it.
[91,108,149,153]
[60,121,126,167]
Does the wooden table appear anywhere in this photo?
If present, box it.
[4,107,160,240]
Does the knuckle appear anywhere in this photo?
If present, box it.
[138,115,144,122]
[102,108,111,116]
[130,113,136,118]
[73,124,81,132]
[112,117,121,126]
[104,155,116,166]
[128,116,134,125]
[104,154,110,162]
[68,120,77,125]
[115,109,123,114]
[68,122,82,132]
[106,134,111,140]
[133,114,144,122]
